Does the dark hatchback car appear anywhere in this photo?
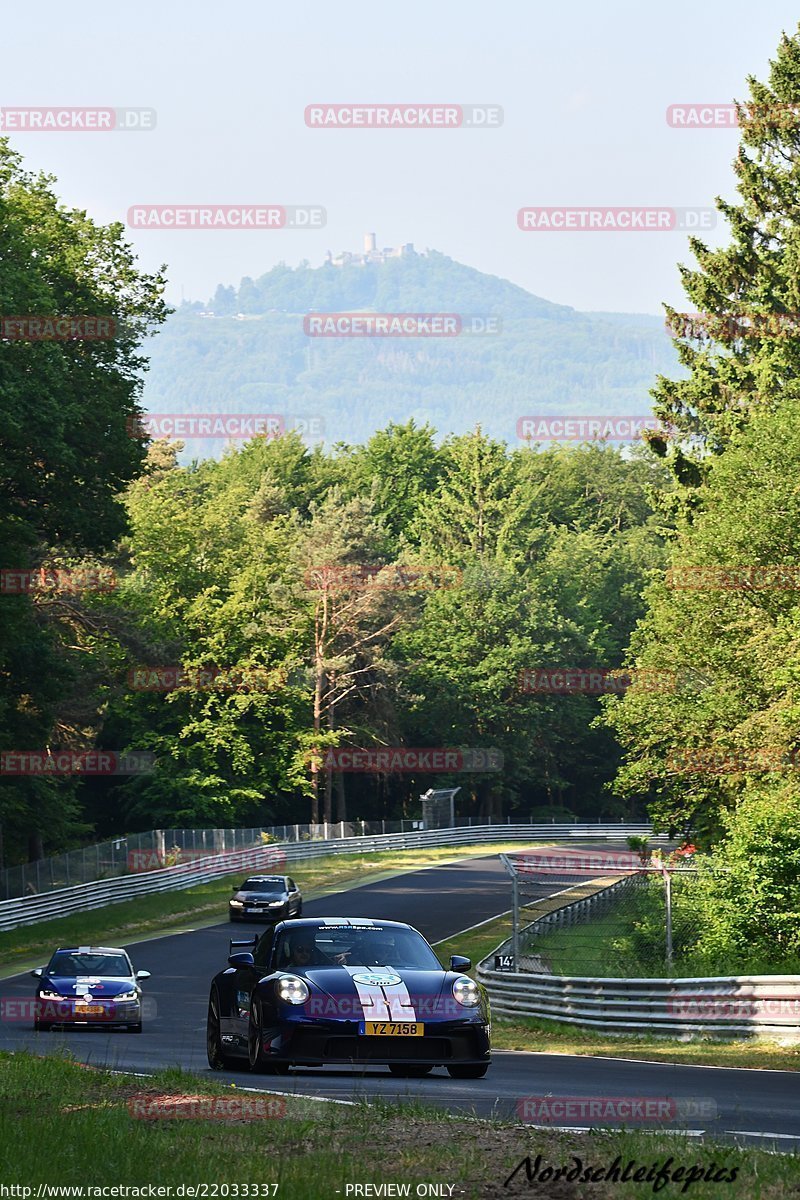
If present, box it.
[228,875,303,923]
[31,945,151,1032]
[207,917,491,1078]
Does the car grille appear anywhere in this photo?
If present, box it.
[323,1036,452,1061]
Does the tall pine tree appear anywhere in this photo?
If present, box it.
[651,26,800,502]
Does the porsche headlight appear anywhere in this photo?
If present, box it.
[278,975,309,1005]
[452,976,480,1007]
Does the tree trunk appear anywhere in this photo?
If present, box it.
[311,592,329,825]
[323,676,334,824]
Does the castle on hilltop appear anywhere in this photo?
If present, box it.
[326,233,417,268]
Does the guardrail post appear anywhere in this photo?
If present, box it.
[511,870,519,971]
[664,867,673,971]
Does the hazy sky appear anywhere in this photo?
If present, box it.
[4,0,798,313]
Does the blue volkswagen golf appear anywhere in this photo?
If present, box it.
[31,946,151,1032]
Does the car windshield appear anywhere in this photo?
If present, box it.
[48,952,132,977]
[239,878,285,894]
[274,925,441,971]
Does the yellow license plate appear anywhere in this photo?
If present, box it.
[364,1021,423,1037]
[74,1005,104,1015]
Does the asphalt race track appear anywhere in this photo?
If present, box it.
[1,852,799,1149]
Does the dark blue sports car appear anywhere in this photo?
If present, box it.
[206,917,491,1078]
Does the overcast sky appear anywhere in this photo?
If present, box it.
[4,0,798,313]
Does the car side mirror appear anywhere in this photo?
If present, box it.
[450,955,472,972]
[136,970,151,980]
[232,883,240,890]
[228,952,255,968]
[30,967,43,978]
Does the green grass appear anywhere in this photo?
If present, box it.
[535,906,655,976]
[435,914,800,1072]
[1,1052,798,1198]
[0,841,541,973]
[433,878,619,973]
[529,902,800,979]
[526,879,800,980]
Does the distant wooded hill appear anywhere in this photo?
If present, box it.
[140,250,680,454]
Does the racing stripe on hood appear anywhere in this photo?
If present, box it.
[344,966,417,1021]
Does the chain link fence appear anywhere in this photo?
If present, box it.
[501,846,709,978]
[2,814,592,900]
[0,820,431,900]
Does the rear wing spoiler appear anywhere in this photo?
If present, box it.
[229,935,258,955]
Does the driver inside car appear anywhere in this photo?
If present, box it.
[286,929,329,968]
[354,934,395,967]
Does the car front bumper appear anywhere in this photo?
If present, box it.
[260,1017,491,1066]
[36,998,141,1025]
[230,904,288,922]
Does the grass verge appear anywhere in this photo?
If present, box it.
[1,1052,798,1199]
[531,904,800,979]
[0,841,537,975]
[435,913,800,1073]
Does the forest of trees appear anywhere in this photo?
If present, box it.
[3,23,800,971]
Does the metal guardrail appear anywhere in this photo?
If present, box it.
[515,875,635,972]
[0,818,660,900]
[0,823,658,932]
[477,882,800,1041]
